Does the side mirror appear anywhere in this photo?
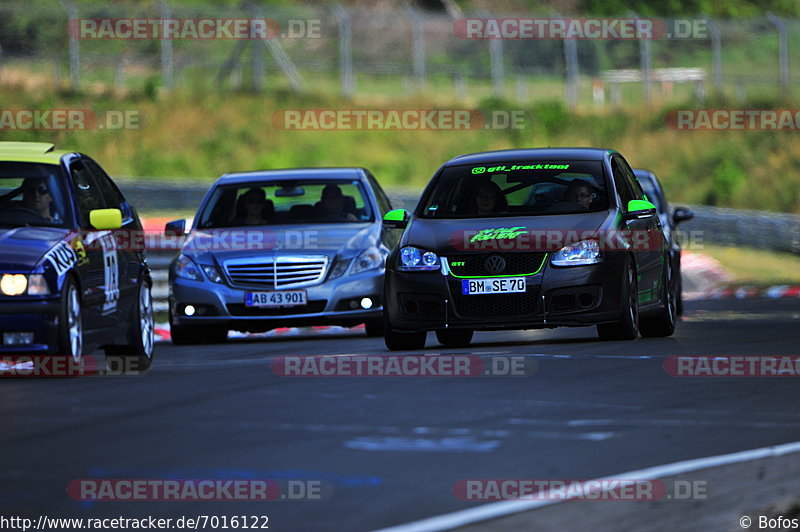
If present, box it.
[165,219,187,237]
[672,207,694,225]
[383,208,409,229]
[89,208,122,230]
[623,199,657,220]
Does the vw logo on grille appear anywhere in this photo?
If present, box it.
[484,255,506,274]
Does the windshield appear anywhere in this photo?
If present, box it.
[197,179,374,228]
[0,162,69,228]
[420,161,609,218]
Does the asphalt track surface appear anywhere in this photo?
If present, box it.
[2,297,800,531]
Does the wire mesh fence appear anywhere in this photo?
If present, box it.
[1,2,799,106]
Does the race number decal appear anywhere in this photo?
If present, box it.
[99,233,119,314]
[43,242,77,277]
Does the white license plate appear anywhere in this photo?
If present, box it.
[245,290,307,307]
[462,277,526,295]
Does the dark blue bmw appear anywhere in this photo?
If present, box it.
[0,142,153,372]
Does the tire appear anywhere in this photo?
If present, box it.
[597,259,639,341]
[104,280,155,373]
[364,319,384,337]
[57,278,83,361]
[435,329,473,347]
[383,308,426,351]
[640,257,677,338]
[169,311,228,345]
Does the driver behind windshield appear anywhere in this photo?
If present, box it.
[563,180,597,210]
[22,177,59,222]
[471,181,507,216]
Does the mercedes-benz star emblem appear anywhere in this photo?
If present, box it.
[484,255,506,274]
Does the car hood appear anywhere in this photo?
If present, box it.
[0,227,73,271]
[402,211,613,254]
[182,223,379,264]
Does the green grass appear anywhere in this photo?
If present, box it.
[698,244,800,284]
[2,84,800,214]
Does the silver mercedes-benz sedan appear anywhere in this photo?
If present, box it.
[165,168,401,344]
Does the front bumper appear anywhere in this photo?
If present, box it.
[385,255,627,333]
[0,298,61,354]
[170,269,384,332]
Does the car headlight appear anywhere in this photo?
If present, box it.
[174,254,203,281]
[351,246,383,274]
[551,240,601,266]
[398,246,440,271]
[328,258,351,279]
[27,274,50,295]
[0,274,27,296]
[201,263,224,283]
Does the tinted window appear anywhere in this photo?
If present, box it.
[367,174,392,215]
[421,161,609,218]
[85,159,125,210]
[611,158,635,209]
[71,160,107,228]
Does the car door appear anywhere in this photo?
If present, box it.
[611,156,661,304]
[84,157,141,327]
[69,158,119,330]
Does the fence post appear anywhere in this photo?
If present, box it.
[767,12,789,98]
[333,4,355,98]
[159,0,174,89]
[62,1,79,90]
[406,8,426,90]
[707,17,723,94]
[563,38,579,110]
[454,72,466,100]
[247,4,265,91]
[636,13,652,106]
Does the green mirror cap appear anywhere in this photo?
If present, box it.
[627,199,656,213]
[383,209,408,222]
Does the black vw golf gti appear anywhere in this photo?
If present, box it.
[383,148,677,350]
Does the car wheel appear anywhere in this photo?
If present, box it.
[383,308,425,351]
[169,312,228,345]
[435,329,473,347]
[104,280,155,373]
[364,319,384,337]
[58,278,82,361]
[597,259,639,341]
[640,257,677,338]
